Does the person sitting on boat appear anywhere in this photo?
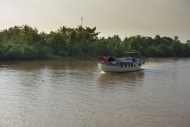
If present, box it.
[107,56,118,65]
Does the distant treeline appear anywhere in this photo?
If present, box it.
[0,25,190,60]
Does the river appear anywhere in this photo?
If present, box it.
[0,58,190,127]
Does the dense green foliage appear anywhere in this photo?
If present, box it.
[0,25,190,60]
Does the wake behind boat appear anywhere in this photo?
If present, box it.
[98,52,144,73]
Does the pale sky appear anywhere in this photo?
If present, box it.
[0,0,190,42]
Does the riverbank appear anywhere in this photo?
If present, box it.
[0,55,99,61]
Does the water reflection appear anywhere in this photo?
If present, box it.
[98,70,145,91]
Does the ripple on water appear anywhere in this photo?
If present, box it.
[0,59,190,127]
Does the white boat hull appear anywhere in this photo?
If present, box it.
[98,63,141,73]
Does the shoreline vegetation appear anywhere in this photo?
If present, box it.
[0,25,190,61]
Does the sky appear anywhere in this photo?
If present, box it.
[0,0,190,42]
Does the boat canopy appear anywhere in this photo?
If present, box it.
[106,56,133,63]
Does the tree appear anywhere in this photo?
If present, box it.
[171,36,182,56]
[180,43,190,57]
[46,31,67,56]
[1,25,190,59]
[145,46,162,57]
[154,35,162,46]
[157,44,172,57]
[140,37,153,56]
[187,40,190,44]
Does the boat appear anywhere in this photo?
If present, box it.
[98,52,144,73]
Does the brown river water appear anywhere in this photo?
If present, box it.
[0,58,190,127]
